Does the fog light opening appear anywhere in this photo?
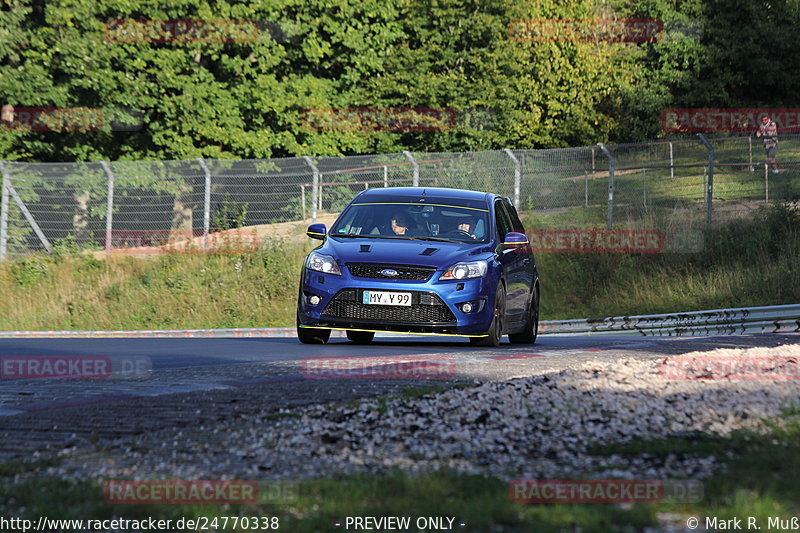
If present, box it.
[459,300,484,313]
[308,295,321,306]
[460,301,476,313]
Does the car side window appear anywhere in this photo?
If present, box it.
[504,199,525,232]
[494,200,513,240]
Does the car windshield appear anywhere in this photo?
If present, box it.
[330,198,490,243]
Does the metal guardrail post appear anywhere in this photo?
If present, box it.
[403,150,419,186]
[597,143,614,230]
[303,156,319,223]
[697,134,714,226]
[503,148,521,208]
[197,158,211,251]
[101,161,115,253]
[0,161,9,261]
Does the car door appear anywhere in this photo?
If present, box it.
[493,199,526,325]
[504,197,535,305]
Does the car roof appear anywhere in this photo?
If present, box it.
[357,187,494,201]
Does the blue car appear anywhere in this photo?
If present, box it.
[296,187,539,346]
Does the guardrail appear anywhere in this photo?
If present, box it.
[0,304,798,338]
[539,304,800,336]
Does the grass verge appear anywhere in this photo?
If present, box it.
[0,202,798,329]
[2,410,799,532]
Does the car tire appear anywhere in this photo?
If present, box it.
[297,325,331,344]
[346,330,375,344]
[509,284,539,345]
[296,287,331,344]
[470,284,505,347]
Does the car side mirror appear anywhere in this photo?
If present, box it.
[307,223,327,240]
[502,231,529,250]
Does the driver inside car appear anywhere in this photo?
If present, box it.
[456,215,479,239]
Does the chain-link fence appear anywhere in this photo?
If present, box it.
[1,134,798,258]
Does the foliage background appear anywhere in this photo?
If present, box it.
[2,0,798,163]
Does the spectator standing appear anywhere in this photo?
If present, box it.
[756,115,779,173]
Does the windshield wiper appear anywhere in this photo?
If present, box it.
[407,236,461,243]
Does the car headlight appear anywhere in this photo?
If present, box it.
[306,251,342,275]
[439,260,488,280]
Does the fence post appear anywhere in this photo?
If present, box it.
[197,158,211,251]
[697,134,714,226]
[765,163,769,201]
[584,170,589,207]
[403,150,419,186]
[642,168,647,209]
[668,141,674,179]
[590,147,595,207]
[303,156,319,223]
[383,165,388,188]
[4,179,51,253]
[748,136,754,172]
[503,148,521,208]
[597,143,615,230]
[318,172,323,211]
[101,161,114,253]
[300,185,306,220]
[0,161,9,261]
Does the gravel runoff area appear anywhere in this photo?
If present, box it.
[39,343,800,484]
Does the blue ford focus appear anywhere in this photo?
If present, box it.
[296,187,539,346]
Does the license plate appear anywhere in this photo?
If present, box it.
[362,291,412,306]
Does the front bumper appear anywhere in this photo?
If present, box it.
[298,267,496,335]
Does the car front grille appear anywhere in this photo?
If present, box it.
[322,289,455,323]
[346,263,436,281]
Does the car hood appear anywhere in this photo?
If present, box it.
[322,237,492,269]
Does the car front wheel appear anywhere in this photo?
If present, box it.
[470,284,505,347]
[297,325,331,344]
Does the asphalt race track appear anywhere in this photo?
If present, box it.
[0,332,797,460]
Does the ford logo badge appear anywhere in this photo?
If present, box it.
[380,269,399,277]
